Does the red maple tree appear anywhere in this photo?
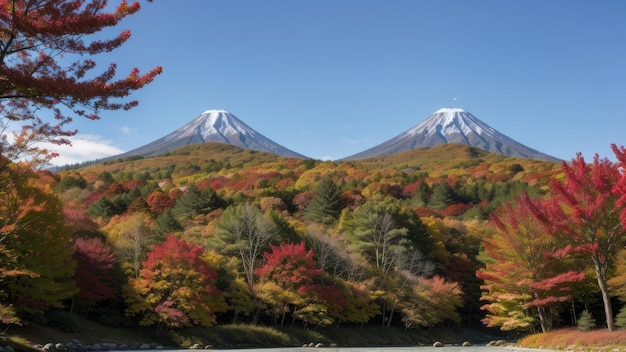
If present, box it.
[0,0,161,164]
[74,237,116,302]
[539,153,624,331]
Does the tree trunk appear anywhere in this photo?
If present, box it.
[593,256,614,331]
[570,297,577,326]
[386,303,396,327]
[536,305,548,333]
[381,302,387,326]
[251,306,261,325]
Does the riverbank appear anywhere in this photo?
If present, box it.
[2,318,507,351]
[7,318,626,352]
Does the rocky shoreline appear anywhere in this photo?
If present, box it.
[23,340,511,352]
[33,342,168,352]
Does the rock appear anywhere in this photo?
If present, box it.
[204,345,214,350]
[462,341,472,347]
[329,343,337,347]
[433,341,444,347]
[55,344,66,351]
[139,343,151,350]
[315,343,324,348]
[4,346,14,352]
[43,343,55,352]
[190,344,202,349]
[495,340,507,346]
[89,344,102,351]
[0,346,5,352]
[308,343,315,347]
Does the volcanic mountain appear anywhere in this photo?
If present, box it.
[344,108,560,162]
[114,110,307,159]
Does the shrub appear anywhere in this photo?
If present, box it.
[615,305,626,328]
[578,309,596,331]
[47,310,81,333]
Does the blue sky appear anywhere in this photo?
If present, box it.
[50,0,626,165]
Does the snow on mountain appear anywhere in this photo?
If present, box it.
[343,108,561,162]
[165,109,255,142]
[113,110,307,159]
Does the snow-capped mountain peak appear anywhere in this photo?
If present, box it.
[112,109,307,159]
[407,107,498,139]
[344,107,560,162]
[168,109,256,142]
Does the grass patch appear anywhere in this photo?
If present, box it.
[170,324,294,348]
[518,327,626,350]
[4,336,37,352]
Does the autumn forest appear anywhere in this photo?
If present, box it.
[1,0,626,345]
[2,140,626,338]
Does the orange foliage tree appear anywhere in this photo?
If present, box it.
[478,194,584,332]
[255,241,347,327]
[0,165,78,317]
[124,235,225,330]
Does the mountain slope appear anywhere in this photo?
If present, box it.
[114,110,307,159]
[344,108,560,162]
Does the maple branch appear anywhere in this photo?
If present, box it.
[0,0,161,165]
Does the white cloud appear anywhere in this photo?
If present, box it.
[45,134,124,166]
[118,125,132,135]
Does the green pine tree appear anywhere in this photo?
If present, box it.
[615,305,626,328]
[173,183,223,219]
[303,177,342,225]
[578,309,596,331]
[428,181,456,210]
[155,209,183,235]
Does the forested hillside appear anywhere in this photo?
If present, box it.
[1,143,557,332]
[5,142,626,341]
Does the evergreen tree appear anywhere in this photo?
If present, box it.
[429,181,456,210]
[155,209,183,235]
[173,184,222,219]
[304,177,343,225]
[87,197,116,221]
[578,310,596,331]
[414,182,432,206]
[615,305,626,328]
